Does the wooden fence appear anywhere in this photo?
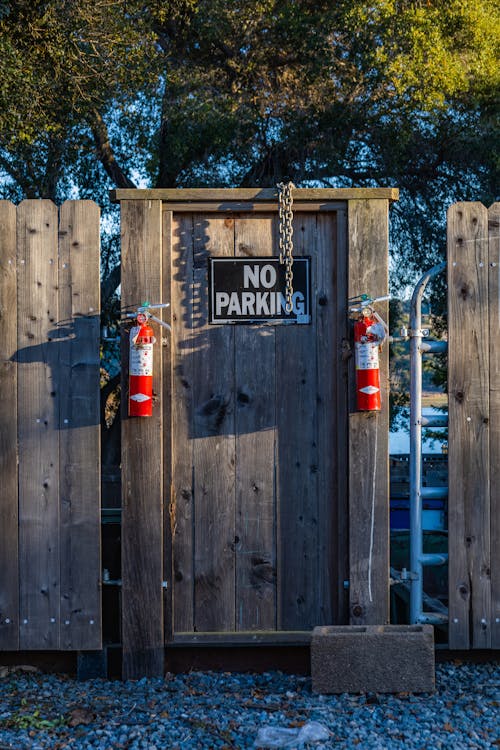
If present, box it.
[5,192,497,678]
[0,200,101,652]
[448,201,500,649]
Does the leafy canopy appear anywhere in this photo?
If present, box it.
[0,0,498,293]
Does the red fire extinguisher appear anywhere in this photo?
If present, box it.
[129,312,156,417]
[126,303,171,417]
[350,295,389,411]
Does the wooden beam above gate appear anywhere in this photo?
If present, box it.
[111,187,399,208]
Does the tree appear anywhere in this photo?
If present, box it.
[1,0,498,299]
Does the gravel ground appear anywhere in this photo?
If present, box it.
[0,662,498,749]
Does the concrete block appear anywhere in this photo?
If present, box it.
[311,624,435,694]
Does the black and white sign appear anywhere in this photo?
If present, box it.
[209,257,311,324]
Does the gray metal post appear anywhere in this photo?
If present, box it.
[409,262,447,625]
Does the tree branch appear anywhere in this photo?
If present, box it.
[101,263,121,305]
[88,108,137,189]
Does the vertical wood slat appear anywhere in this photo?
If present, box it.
[448,202,491,650]
[162,210,174,643]
[17,200,60,649]
[121,200,164,678]
[316,210,349,626]
[348,199,390,625]
[277,214,320,629]
[489,202,500,648]
[235,215,276,630]
[58,201,101,650]
[171,215,195,634]
[334,208,350,624]
[0,202,19,649]
[192,216,235,631]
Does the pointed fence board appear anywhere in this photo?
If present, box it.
[448,202,491,650]
[0,201,19,650]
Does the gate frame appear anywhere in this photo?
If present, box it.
[112,187,398,679]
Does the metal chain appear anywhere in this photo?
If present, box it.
[277,181,295,314]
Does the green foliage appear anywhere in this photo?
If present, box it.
[0,0,498,289]
[1,699,66,730]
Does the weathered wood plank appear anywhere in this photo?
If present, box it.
[334,207,350,624]
[234,214,276,631]
[276,213,321,629]
[448,202,491,649]
[316,210,349,626]
[156,202,347,213]
[121,200,164,678]
[162,210,174,643]
[0,201,19,650]
[172,631,312,646]
[348,200,390,626]
[171,214,195,633]
[111,188,400,203]
[58,201,101,650]
[17,200,60,649]
[192,215,236,631]
[490,202,500,648]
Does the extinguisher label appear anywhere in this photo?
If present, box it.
[130,344,153,376]
[355,341,379,370]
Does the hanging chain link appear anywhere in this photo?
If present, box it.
[277,181,295,314]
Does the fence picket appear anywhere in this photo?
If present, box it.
[448,202,491,649]
[17,200,60,649]
[488,202,500,648]
[0,201,19,649]
[58,201,101,650]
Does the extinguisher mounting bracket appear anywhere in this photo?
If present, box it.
[348,294,390,315]
[123,302,172,332]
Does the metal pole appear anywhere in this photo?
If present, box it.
[409,262,446,624]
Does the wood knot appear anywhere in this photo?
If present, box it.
[458,584,469,599]
[460,283,470,300]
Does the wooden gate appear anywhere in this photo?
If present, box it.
[116,188,396,678]
[171,210,341,635]
[0,200,101,652]
[448,201,500,649]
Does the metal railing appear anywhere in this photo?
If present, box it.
[408,262,448,625]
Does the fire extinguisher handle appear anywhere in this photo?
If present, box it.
[148,314,172,332]
[139,302,170,311]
